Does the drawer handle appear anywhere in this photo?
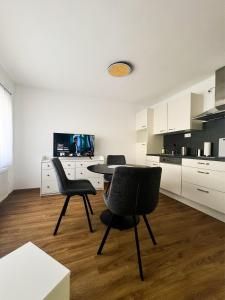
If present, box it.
[68,173,71,175]
[47,174,50,177]
[160,130,164,132]
[197,188,209,194]
[198,162,210,165]
[197,171,210,175]
[68,164,71,166]
[141,125,146,128]
[47,164,50,167]
[169,128,175,131]
[80,172,83,175]
[153,163,158,166]
[47,185,50,188]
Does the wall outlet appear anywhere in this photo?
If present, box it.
[184,133,191,138]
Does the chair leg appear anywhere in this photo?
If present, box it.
[97,216,113,255]
[133,215,144,281]
[142,215,157,245]
[53,195,70,235]
[82,195,93,233]
[85,194,93,215]
[62,196,70,216]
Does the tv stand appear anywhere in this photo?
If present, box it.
[41,156,104,196]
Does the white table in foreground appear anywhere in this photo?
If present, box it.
[0,242,70,300]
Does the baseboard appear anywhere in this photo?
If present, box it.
[160,188,225,223]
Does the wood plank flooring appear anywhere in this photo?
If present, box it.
[0,189,224,300]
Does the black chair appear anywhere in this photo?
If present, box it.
[52,158,96,235]
[104,155,126,193]
[97,166,162,281]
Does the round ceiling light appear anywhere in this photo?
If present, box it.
[108,61,133,77]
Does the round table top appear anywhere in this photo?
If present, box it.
[87,164,148,175]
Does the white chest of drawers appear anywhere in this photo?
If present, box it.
[41,156,104,196]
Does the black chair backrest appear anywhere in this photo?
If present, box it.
[106,155,126,165]
[52,158,68,194]
[106,166,162,216]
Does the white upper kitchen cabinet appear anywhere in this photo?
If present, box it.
[153,102,168,134]
[136,109,149,130]
[167,93,203,133]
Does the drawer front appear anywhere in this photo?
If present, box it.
[146,161,160,167]
[89,177,104,190]
[64,168,75,180]
[182,158,225,172]
[182,166,225,193]
[75,161,103,168]
[76,167,99,179]
[42,162,52,170]
[146,156,160,163]
[182,182,225,213]
[41,180,58,194]
[42,169,57,181]
[61,161,76,169]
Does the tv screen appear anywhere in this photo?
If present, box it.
[53,133,95,157]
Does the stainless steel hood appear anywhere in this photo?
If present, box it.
[193,66,225,121]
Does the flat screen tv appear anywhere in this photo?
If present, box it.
[53,133,95,157]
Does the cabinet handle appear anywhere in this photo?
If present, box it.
[197,188,209,194]
[80,172,83,175]
[168,128,175,131]
[153,163,158,166]
[141,125,146,128]
[47,164,50,167]
[160,130,165,132]
[47,185,50,188]
[197,171,210,175]
[47,174,50,177]
[68,173,70,175]
[198,162,210,165]
[142,144,146,146]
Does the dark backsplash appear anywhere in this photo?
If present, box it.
[164,118,225,156]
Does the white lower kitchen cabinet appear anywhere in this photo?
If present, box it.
[182,182,225,214]
[160,163,181,195]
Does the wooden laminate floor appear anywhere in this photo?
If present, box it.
[0,189,224,300]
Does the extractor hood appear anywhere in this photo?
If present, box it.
[193,66,225,121]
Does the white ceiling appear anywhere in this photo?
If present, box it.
[0,0,224,104]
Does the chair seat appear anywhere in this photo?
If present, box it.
[65,179,96,196]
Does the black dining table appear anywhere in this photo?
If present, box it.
[87,164,142,230]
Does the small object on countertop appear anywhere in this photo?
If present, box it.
[204,142,212,157]
[161,148,165,154]
[181,146,187,156]
[197,149,201,157]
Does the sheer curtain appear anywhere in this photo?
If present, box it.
[0,84,13,169]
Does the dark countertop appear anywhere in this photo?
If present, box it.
[147,154,225,162]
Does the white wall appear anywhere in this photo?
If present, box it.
[0,64,15,201]
[150,75,215,110]
[14,86,138,189]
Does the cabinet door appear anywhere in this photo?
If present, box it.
[160,163,181,195]
[136,143,147,165]
[168,96,191,132]
[136,110,147,130]
[153,103,167,134]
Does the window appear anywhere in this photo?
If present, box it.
[0,84,13,169]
